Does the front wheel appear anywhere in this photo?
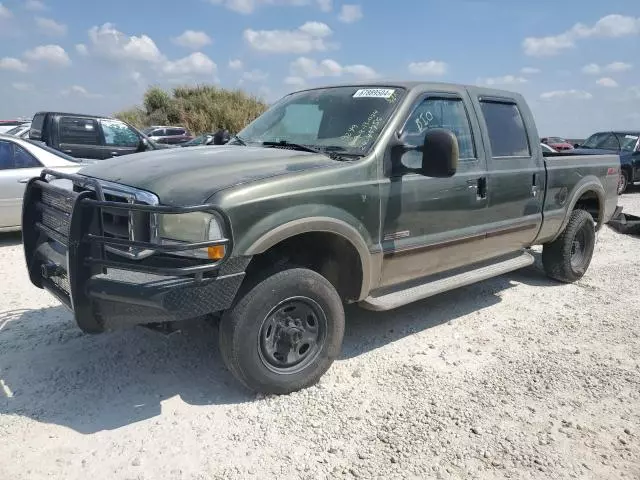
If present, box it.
[542,209,596,283]
[218,268,345,394]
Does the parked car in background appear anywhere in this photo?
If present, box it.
[0,120,30,134]
[540,143,558,153]
[143,125,193,145]
[541,137,573,151]
[4,122,31,138]
[22,81,620,394]
[181,132,215,147]
[572,130,640,193]
[28,111,171,161]
[0,134,89,231]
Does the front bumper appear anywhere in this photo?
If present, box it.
[22,170,248,333]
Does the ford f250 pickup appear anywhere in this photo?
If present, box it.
[21,82,620,394]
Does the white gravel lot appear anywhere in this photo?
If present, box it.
[1,192,640,480]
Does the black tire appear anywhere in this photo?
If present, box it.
[219,268,345,394]
[618,170,629,194]
[542,209,596,283]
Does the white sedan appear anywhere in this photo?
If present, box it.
[0,134,90,231]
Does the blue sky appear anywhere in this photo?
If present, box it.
[0,0,638,137]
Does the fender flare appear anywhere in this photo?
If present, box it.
[556,179,606,237]
[244,216,375,301]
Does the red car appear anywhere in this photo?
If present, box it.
[541,137,574,151]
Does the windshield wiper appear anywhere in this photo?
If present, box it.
[262,140,324,155]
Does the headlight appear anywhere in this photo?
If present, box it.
[158,212,225,260]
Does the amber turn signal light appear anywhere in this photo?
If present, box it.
[207,245,225,260]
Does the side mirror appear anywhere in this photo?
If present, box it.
[420,129,459,177]
[139,137,150,150]
[390,129,458,177]
[574,143,580,148]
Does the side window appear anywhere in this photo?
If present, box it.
[151,129,165,136]
[599,134,620,150]
[480,101,531,157]
[0,141,12,169]
[59,117,100,145]
[101,119,140,147]
[167,128,185,136]
[0,141,41,169]
[402,97,476,168]
[13,144,41,168]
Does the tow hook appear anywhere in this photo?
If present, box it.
[41,262,64,279]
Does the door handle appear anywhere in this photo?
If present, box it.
[532,173,540,197]
[18,178,30,184]
[110,152,120,156]
[62,149,72,153]
[467,178,487,200]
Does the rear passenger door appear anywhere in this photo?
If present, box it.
[473,96,545,257]
[57,116,104,159]
[98,119,142,158]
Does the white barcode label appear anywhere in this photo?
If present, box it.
[353,88,396,98]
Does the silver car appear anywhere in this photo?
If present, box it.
[0,134,87,231]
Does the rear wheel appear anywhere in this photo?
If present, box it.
[542,209,596,283]
[219,267,345,394]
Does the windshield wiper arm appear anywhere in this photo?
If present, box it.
[262,140,324,155]
[230,134,247,146]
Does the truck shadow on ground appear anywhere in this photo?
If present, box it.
[0,263,559,434]
[0,232,22,247]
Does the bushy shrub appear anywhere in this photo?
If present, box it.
[115,84,269,135]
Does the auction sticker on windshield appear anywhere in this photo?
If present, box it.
[353,88,396,98]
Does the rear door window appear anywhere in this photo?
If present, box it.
[479,101,531,158]
[0,140,42,169]
[167,128,185,136]
[59,117,100,145]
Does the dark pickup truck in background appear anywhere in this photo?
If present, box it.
[22,81,619,394]
[28,111,170,161]
[571,130,640,193]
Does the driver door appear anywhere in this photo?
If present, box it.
[379,92,491,287]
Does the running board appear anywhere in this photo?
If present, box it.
[360,251,535,311]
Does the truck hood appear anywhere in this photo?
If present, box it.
[77,145,338,205]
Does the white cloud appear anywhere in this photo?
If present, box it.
[408,61,448,76]
[24,44,71,67]
[244,22,334,54]
[338,4,362,23]
[285,76,306,86]
[162,52,217,76]
[540,89,593,100]
[88,23,164,64]
[0,57,28,72]
[25,0,46,11]
[0,2,11,18]
[208,0,315,14]
[62,85,102,98]
[289,56,377,80]
[480,75,528,86]
[172,30,212,49]
[582,61,633,75]
[228,59,243,70]
[521,67,540,75]
[76,44,88,56]
[317,0,332,12]
[241,69,269,82]
[596,77,618,88]
[35,17,67,36]
[523,14,640,56]
[12,82,33,91]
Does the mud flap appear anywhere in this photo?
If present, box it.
[606,207,640,236]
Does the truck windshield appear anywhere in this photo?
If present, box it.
[232,86,406,156]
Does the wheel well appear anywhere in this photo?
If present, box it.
[573,190,601,224]
[244,232,364,303]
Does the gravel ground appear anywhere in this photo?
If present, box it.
[1,192,640,480]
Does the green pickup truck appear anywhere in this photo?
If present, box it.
[22,82,620,394]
